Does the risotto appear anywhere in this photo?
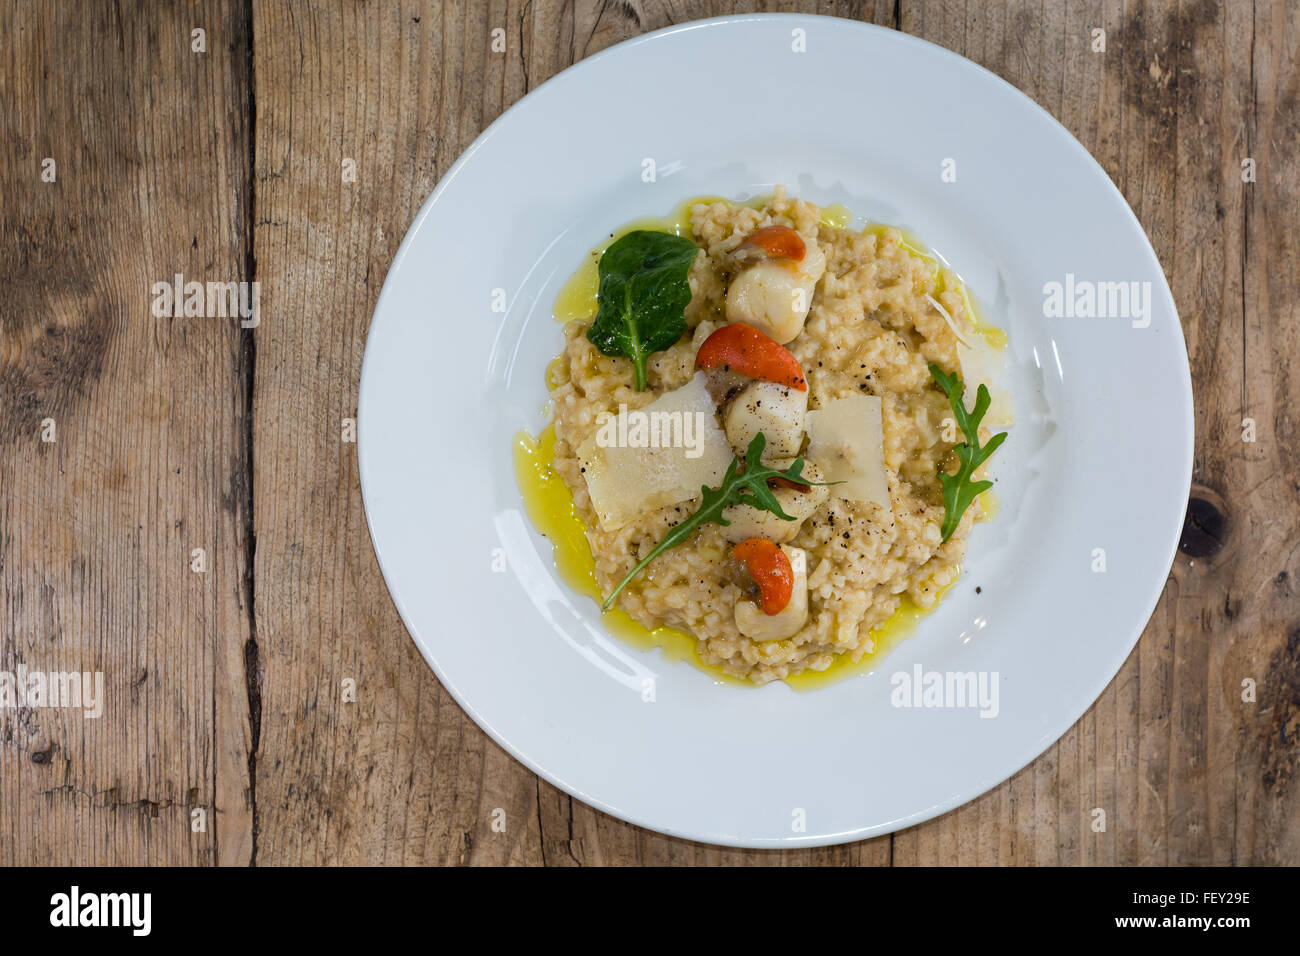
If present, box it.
[541,188,1009,684]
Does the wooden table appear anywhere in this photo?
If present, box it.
[1,0,1296,866]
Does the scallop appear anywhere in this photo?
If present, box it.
[735,545,810,642]
[723,380,808,464]
[724,239,826,344]
[719,463,829,544]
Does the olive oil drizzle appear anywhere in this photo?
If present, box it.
[514,425,947,689]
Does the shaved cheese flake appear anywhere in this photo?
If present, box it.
[956,334,1013,428]
[577,372,733,531]
[926,292,975,348]
[805,394,891,511]
[926,292,1013,428]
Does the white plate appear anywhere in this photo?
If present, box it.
[359,14,1193,847]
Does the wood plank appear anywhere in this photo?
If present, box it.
[0,0,253,864]
[1209,0,1300,865]
[895,0,1300,866]
[249,0,546,866]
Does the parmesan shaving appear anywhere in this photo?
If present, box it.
[577,372,733,531]
[805,394,891,512]
[927,293,1013,428]
[926,292,975,348]
[956,336,1014,428]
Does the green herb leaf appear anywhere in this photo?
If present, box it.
[586,230,699,391]
[600,432,832,610]
[929,363,1007,542]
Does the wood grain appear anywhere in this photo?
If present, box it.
[0,0,254,864]
[247,0,546,866]
[0,0,1295,865]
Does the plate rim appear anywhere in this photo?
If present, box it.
[358,12,1195,848]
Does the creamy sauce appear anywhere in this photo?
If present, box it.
[530,195,1008,688]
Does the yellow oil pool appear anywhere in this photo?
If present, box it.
[819,202,854,229]
[513,426,740,684]
[782,586,952,691]
[553,195,729,323]
[978,488,1001,522]
[514,424,949,690]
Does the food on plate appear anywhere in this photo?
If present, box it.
[585,230,699,391]
[530,188,1009,684]
[724,224,826,343]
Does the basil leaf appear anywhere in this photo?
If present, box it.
[586,230,699,390]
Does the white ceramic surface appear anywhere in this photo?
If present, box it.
[358,14,1194,847]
